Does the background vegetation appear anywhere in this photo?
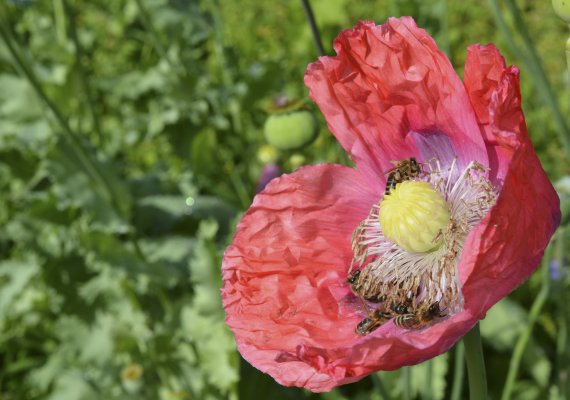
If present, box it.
[0,0,569,399]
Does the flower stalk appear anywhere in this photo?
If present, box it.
[300,0,325,56]
[463,323,488,400]
[500,239,554,400]
[0,14,129,219]
[63,0,104,145]
[450,343,465,400]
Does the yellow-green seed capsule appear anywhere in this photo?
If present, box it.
[263,110,318,150]
[257,144,279,164]
[553,0,570,22]
[380,181,450,253]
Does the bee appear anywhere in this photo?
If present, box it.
[390,300,413,315]
[393,301,447,330]
[355,308,392,336]
[384,158,422,195]
[347,270,361,286]
[347,270,388,303]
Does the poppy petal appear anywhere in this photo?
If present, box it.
[222,164,379,391]
[460,52,560,316]
[304,17,487,186]
[464,44,511,184]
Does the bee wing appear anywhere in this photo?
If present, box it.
[384,162,401,175]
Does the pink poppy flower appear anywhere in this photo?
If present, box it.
[221,17,560,392]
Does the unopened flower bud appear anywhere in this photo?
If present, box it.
[263,110,318,150]
[289,153,306,169]
[380,181,450,253]
[553,0,570,22]
[257,144,279,164]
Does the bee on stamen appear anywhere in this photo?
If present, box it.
[393,301,447,330]
[384,158,422,195]
[390,301,412,315]
[355,308,392,336]
[347,270,360,285]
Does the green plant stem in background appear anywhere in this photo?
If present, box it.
[300,0,326,56]
[500,243,554,400]
[62,0,104,145]
[371,373,392,400]
[554,228,570,398]
[425,360,434,400]
[463,323,488,400]
[133,0,179,74]
[0,17,126,219]
[450,343,465,400]
[402,367,412,400]
[487,0,570,153]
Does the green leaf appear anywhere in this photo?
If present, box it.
[190,129,218,176]
[47,370,97,400]
[46,139,131,228]
[0,256,40,318]
[0,74,43,121]
[407,353,449,400]
[481,298,527,351]
[181,305,238,395]
[79,230,182,284]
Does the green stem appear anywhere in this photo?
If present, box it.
[63,0,104,145]
[0,11,129,220]
[555,228,570,398]
[371,373,392,400]
[228,167,251,209]
[425,360,433,400]
[300,0,326,56]
[402,367,412,400]
[133,0,179,74]
[451,342,465,400]
[500,243,553,400]
[463,323,487,400]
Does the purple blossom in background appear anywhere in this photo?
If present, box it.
[256,163,281,193]
[550,260,561,281]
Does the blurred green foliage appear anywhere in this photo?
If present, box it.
[0,0,569,399]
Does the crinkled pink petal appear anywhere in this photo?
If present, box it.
[222,164,379,391]
[460,45,560,316]
[304,17,487,187]
[464,44,512,184]
[222,165,480,391]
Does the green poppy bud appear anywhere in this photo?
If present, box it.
[257,144,279,164]
[553,0,570,22]
[263,111,318,150]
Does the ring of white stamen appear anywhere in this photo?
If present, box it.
[349,159,497,322]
